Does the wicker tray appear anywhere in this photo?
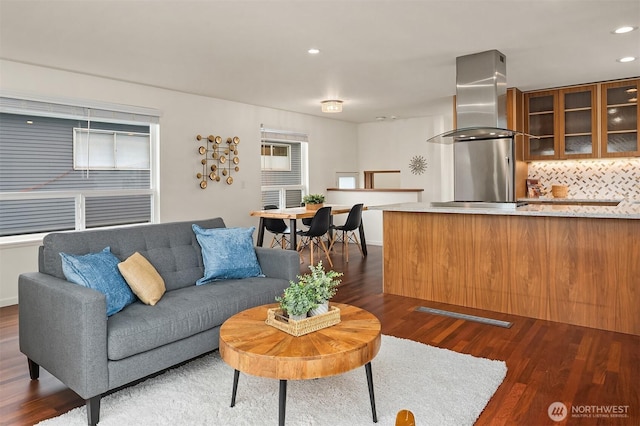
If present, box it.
[265,306,341,336]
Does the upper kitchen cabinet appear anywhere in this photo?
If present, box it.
[560,85,598,159]
[524,90,558,160]
[524,85,597,160]
[600,79,639,158]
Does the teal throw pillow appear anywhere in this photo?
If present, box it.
[192,224,264,285]
[60,247,137,316]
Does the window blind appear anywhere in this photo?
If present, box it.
[0,112,152,237]
[260,127,307,208]
[0,95,160,124]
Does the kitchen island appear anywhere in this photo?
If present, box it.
[372,202,640,335]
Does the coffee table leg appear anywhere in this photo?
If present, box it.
[365,362,378,423]
[279,379,287,426]
[230,369,240,407]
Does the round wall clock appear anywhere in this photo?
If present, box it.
[409,155,427,175]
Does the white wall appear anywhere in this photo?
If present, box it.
[357,116,454,200]
[0,60,359,306]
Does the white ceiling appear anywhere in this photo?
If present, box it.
[1,0,639,123]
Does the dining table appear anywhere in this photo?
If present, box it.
[249,204,367,255]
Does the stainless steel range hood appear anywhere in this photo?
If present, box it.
[428,50,525,144]
[426,49,530,204]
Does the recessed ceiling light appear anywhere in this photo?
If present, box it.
[613,26,637,34]
[307,48,320,54]
[617,56,637,63]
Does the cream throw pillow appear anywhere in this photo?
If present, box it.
[118,252,166,306]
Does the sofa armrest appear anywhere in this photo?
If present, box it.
[254,247,299,282]
[19,272,109,399]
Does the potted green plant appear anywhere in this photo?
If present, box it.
[302,193,325,211]
[300,262,343,316]
[275,281,317,321]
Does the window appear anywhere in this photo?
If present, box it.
[260,127,308,208]
[261,143,291,171]
[336,172,359,189]
[73,128,150,170]
[0,95,160,239]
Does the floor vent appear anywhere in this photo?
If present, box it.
[415,306,513,328]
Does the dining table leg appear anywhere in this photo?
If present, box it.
[289,218,297,250]
[256,217,266,247]
[358,222,368,256]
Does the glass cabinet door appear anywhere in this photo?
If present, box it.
[601,79,639,157]
[560,85,597,158]
[525,90,557,159]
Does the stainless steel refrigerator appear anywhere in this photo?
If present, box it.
[454,137,515,202]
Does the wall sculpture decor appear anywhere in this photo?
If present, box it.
[409,155,427,175]
[196,134,240,188]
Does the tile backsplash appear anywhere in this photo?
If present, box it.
[528,158,640,199]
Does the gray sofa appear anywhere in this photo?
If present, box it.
[18,218,299,425]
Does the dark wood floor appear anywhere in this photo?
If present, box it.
[1,245,638,425]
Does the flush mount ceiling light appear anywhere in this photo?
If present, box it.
[321,100,343,113]
[617,56,637,63]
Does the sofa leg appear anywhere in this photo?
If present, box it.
[27,358,40,380]
[86,396,101,426]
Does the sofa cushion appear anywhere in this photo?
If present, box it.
[192,225,263,285]
[106,276,288,360]
[42,218,226,291]
[118,252,166,306]
[60,247,137,316]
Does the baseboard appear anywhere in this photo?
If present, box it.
[0,297,18,308]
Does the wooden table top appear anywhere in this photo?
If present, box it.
[249,204,365,219]
[219,303,381,380]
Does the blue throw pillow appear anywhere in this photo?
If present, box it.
[192,224,264,285]
[60,247,137,316]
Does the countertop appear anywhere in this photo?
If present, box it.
[517,197,624,205]
[326,188,424,192]
[369,200,640,219]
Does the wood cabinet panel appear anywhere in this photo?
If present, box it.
[382,211,432,300]
[382,211,469,304]
[382,211,640,335]
[509,216,549,319]
[508,88,529,199]
[468,215,511,312]
[546,218,618,331]
[615,222,640,333]
[430,213,469,305]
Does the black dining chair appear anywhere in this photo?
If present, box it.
[296,206,333,267]
[263,205,290,249]
[328,203,364,262]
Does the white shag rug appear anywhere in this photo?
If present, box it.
[37,335,507,426]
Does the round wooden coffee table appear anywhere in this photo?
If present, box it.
[219,303,381,425]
